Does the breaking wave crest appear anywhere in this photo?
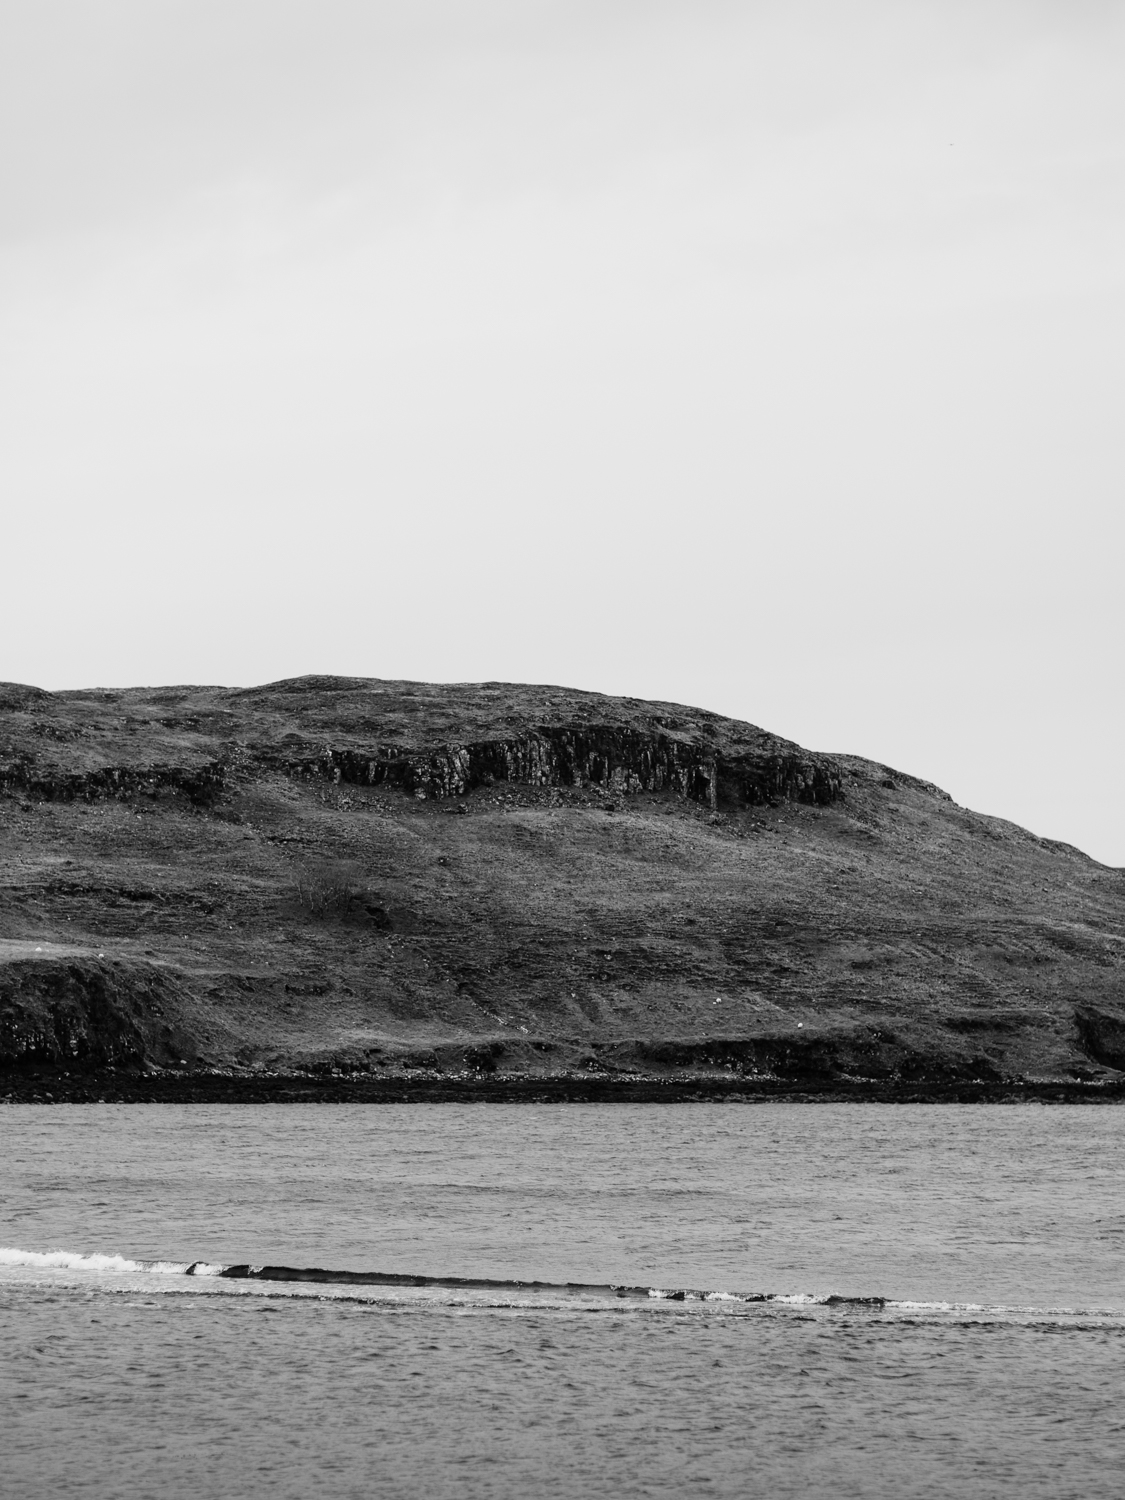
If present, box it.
[1,1247,164,1275]
[0,1247,229,1276]
[0,1246,885,1303]
[3,1247,1122,1324]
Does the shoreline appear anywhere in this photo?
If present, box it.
[4,1071,1125,1105]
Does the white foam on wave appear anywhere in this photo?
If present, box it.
[890,1300,972,1313]
[885,1297,1125,1321]
[0,1246,150,1274]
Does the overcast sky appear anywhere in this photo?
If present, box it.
[2,1,1123,863]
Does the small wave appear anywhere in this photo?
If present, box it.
[0,1247,210,1277]
[3,1247,1121,1323]
[0,1246,884,1302]
[892,1300,975,1313]
[218,1265,662,1298]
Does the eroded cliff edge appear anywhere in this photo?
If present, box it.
[2,675,1124,1100]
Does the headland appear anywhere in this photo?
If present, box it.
[2,676,1123,1101]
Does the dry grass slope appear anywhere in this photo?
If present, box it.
[1,675,1123,1095]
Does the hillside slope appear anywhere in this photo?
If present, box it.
[2,675,1124,1097]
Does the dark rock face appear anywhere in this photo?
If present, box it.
[316,727,841,809]
[602,1032,1003,1084]
[0,958,202,1071]
[0,674,1123,1093]
[0,757,229,807]
[0,682,843,814]
[1075,1007,1125,1070]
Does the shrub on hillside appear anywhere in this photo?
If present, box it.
[294,859,366,917]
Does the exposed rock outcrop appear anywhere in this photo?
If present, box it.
[1,682,843,812]
[311,727,841,808]
[1075,1006,1125,1071]
[0,957,205,1070]
[0,756,230,807]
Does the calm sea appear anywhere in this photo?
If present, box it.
[3,1102,1124,1498]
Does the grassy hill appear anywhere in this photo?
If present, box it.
[2,675,1124,1098]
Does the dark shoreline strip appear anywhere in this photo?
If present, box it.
[4,1073,1125,1105]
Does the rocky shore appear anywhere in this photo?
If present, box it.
[6,1068,1125,1106]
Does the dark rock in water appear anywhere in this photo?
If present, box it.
[825,1295,887,1308]
[0,674,1123,1094]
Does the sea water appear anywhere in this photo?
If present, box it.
[2,1103,1123,1498]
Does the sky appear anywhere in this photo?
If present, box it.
[2,0,1123,863]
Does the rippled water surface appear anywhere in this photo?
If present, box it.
[3,1102,1124,1497]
